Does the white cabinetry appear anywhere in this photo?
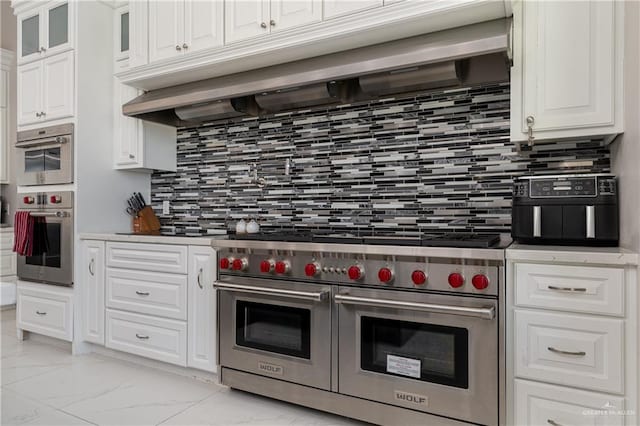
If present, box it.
[0,49,13,184]
[81,240,105,345]
[187,246,217,372]
[507,247,638,426]
[17,1,74,64]
[149,0,223,62]
[323,0,382,19]
[511,0,623,144]
[17,50,74,126]
[113,80,176,172]
[17,281,74,342]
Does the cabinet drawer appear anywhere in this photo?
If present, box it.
[515,263,624,316]
[515,379,624,426]
[106,268,187,320]
[0,232,14,250]
[515,309,623,394]
[105,309,187,366]
[1,253,17,277]
[17,283,73,342]
[106,242,187,274]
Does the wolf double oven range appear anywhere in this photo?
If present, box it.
[214,233,506,426]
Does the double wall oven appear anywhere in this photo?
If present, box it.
[215,241,504,426]
[16,124,74,186]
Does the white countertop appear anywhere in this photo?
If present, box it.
[79,233,219,246]
[506,243,638,266]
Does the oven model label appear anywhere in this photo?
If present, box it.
[258,361,284,376]
[387,354,421,379]
[394,390,429,407]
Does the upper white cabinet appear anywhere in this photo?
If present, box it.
[0,50,13,185]
[113,79,176,172]
[323,0,382,19]
[226,0,322,43]
[149,0,223,62]
[18,1,74,64]
[114,5,130,65]
[511,1,623,144]
[17,50,74,126]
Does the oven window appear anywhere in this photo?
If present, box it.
[25,223,61,268]
[24,148,62,173]
[236,301,311,359]
[361,316,469,388]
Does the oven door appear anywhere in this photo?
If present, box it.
[215,275,333,390]
[336,286,498,426]
[16,210,73,286]
[16,135,73,186]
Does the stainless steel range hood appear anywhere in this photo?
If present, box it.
[123,19,510,126]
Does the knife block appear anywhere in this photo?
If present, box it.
[132,206,161,235]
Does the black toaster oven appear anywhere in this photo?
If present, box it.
[512,174,618,246]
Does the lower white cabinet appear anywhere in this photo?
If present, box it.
[17,281,73,342]
[106,308,187,366]
[82,240,105,345]
[187,246,217,372]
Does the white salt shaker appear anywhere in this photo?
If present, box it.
[235,219,247,234]
[247,218,260,234]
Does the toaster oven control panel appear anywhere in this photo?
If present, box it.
[519,176,616,198]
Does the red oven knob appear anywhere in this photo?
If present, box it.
[411,270,427,286]
[260,260,274,273]
[448,272,465,288]
[23,196,34,204]
[275,260,291,274]
[50,195,61,204]
[305,263,320,277]
[232,258,248,271]
[378,267,394,284]
[472,274,490,290]
[219,257,231,270]
[348,265,364,281]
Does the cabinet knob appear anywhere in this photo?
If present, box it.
[260,22,267,28]
[270,20,276,27]
[41,111,46,116]
[182,43,188,49]
[36,112,41,117]
[526,115,535,147]
[129,154,135,159]
[89,259,95,276]
[175,45,182,51]
[39,46,46,53]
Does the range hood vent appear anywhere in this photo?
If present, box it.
[123,19,510,127]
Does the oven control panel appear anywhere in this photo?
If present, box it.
[218,249,499,296]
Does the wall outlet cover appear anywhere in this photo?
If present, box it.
[162,200,170,215]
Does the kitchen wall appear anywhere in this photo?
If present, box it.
[151,82,610,236]
[0,1,16,50]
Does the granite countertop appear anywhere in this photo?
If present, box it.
[79,233,225,246]
[506,243,638,266]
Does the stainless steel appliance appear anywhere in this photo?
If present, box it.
[214,233,505,426]
[16,124,74,186]
[512,174,618,246]
[16,191,73,286]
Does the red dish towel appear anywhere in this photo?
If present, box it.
[13,211,35,256]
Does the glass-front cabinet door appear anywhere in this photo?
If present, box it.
[18,2,73,64]
[114,5,130,64]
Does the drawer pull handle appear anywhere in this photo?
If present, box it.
[547,420,563,426]
[89,259,95,276]
[548,285,587,293]
[36,311,47,316]
[197,268,204,289]
[136,334,149,340]
[548,347,586,357]
[135,291,150,296]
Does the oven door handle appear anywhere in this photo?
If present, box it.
[213,281,329,302]
[16,136,68,148]
[334,294,495,320]
[27,212,69,218]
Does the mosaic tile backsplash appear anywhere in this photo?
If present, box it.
[150,82,610,236]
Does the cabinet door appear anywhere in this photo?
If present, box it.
[521,1,616,133]
[323,0,383,19]
[17,61,43,126]
[187,246,217,372]
[42,50,74,122]
[184,1,224,53]
[129,1,149,68]
[113,81,142,168]
[114,5,130,63]
[270,0,322,32]
[18,9,43,63]
[43,2,73,57]
[82,241,105,345]
[0,107,7,184]
[149,0,185,62]
[224,0,269,44]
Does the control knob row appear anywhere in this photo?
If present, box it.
[447,273,490,290]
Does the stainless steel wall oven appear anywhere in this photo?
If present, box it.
[16,124,74,186]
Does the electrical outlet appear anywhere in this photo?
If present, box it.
[162,200,170,215]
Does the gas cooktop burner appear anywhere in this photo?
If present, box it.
[229,231,501,248]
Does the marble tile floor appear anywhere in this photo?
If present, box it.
[0,310,366,426]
